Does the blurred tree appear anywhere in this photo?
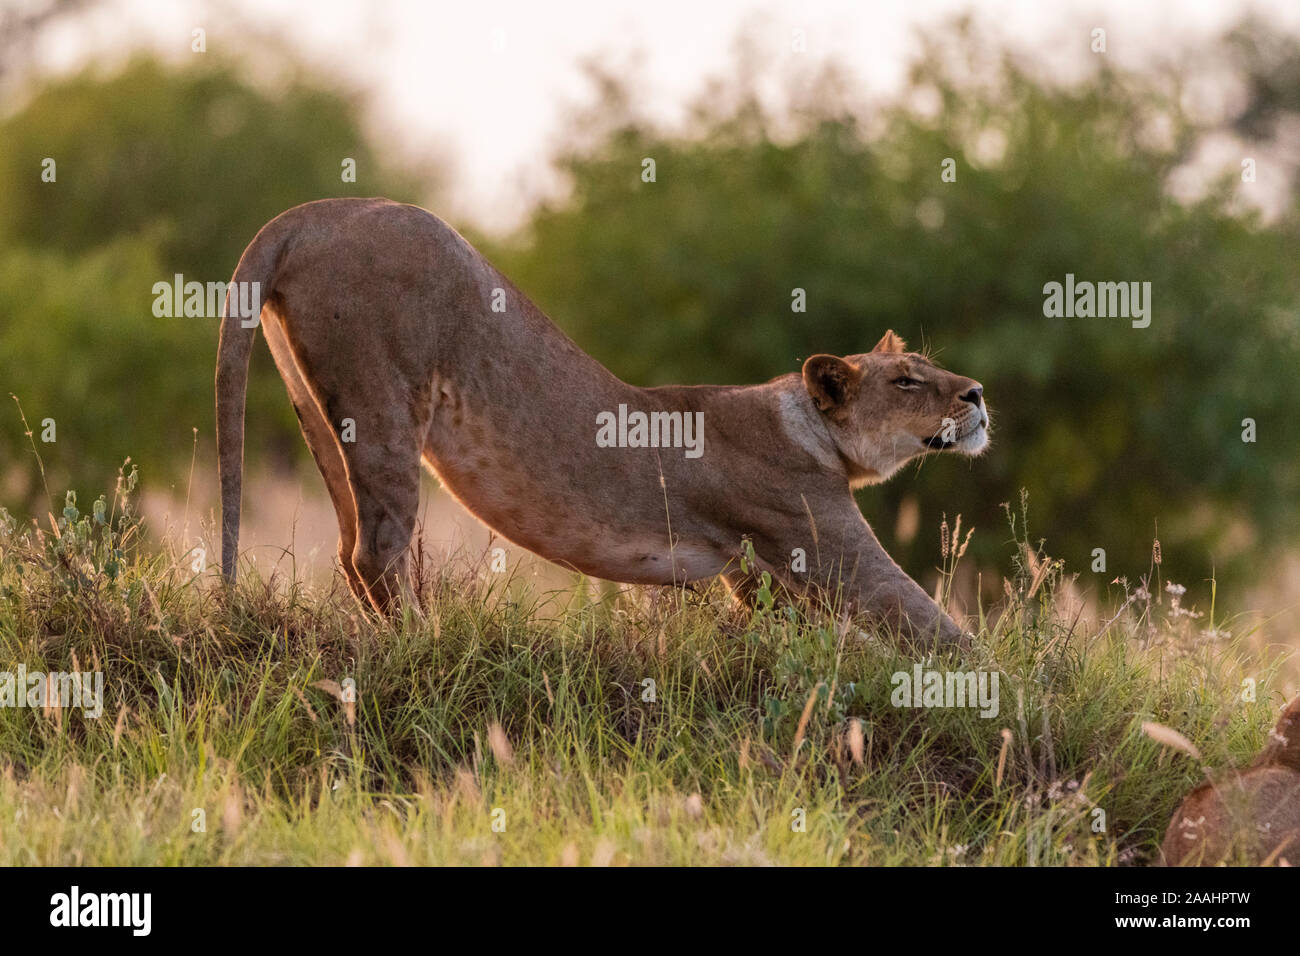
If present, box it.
[0,55,428,506]
[486,23,1300,601]
[0,55,425,276]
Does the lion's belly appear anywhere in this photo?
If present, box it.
[421,412,726,584]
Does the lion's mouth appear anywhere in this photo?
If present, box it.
[924,409,989,452]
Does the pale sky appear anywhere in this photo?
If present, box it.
[29,0,1298,229]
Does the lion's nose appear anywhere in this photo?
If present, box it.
[960,385,983,405]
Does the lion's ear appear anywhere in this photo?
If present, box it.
[802,354,862,413]
[872,330,907,354]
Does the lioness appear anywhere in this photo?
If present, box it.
[1161,695,1300,866]
[216,198,989,647]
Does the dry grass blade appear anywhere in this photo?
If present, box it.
[1141,721,1202,761]
[847,719,864,765]
[487,721,514,767]
[112,704,128,750]
[311,678,356,727]
[1024,545,1052,599]
[1260,834,1296,868]
[311,678,342,698]
[995,727,1013,788]
[791,683,822,759]
[293,687,318,723]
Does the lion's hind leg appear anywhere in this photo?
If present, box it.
[330,401,426,616]
[289,397,367,602]
[261,309,367,602]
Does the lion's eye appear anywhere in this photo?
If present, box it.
[892,376,922,389]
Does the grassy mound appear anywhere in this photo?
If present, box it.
[0,473,1287,865]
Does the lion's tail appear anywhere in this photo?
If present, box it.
[216,225,287,583]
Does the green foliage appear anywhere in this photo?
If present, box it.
[0,237,304,502]
[0,55,425,502]
[487,26,1300,600]
[0,56,423,276]
[0,461,143,633]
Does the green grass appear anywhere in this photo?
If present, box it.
[0,471,1289,865]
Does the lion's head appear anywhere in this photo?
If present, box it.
[802,330,989,487]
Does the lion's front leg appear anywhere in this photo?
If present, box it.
[765,511,968,651]
[829,518,967,650]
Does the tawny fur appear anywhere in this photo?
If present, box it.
[1161,695,1300,865]
[216,198,990,648]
